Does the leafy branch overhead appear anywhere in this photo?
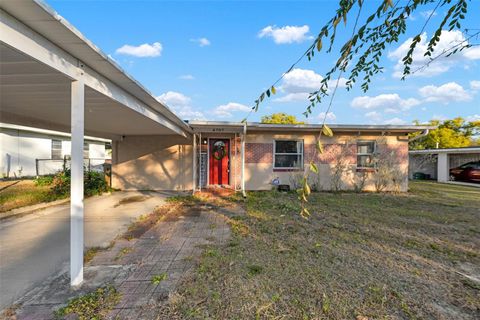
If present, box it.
[247,0,473,119]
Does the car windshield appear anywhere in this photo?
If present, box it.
[459,162,478,169]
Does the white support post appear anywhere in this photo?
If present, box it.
[437,153,449,183]
[199,132,202,191]
[192,134,197,194]
[70,80,84,286]
[241,124,246,197]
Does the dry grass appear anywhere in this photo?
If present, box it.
[158,181,480,319]
[0,180,59,212]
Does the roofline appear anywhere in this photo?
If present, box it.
[409,147,480,154]
[0,123,110,143]
[14,0,191,134]
[188,121,435,133]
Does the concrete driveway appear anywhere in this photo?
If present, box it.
[0,191,177,311]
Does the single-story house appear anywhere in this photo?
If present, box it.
[112,121,432,193]
[409,147,480,182]
[0,0,434,286]
[0,123,110,178]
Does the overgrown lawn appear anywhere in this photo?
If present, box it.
[160,181,480,319]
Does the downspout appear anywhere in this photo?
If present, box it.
[408,129,429,142]
[241,123,247,198]
[192,133,196,194]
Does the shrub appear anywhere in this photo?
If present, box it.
[50,169,108,197]
[34,175,54,186]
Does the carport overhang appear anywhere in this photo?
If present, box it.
[409,147,480,182]
[1,0,191,286]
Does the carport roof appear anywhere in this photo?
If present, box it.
[409,147,480,154]
[0,0,191,138]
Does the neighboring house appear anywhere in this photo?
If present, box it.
[409,147,480,182]
[112,121,430,192]
[0,123,110,178]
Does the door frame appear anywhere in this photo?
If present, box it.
[207,137,231,186]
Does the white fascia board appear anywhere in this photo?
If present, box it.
[0,9,187,138]
[0,122,110,143]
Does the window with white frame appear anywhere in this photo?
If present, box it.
[274,140,303,169]
[51,139,62,160]
[356,141,375,168]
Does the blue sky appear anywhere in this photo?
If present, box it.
[49,0,479,125]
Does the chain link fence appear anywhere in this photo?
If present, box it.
[35,157,110,176]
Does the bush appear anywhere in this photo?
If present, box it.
[50,169,108,197]
[34,175,54,186]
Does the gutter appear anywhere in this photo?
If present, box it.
[241,123,247,198]
[408,129,430,142]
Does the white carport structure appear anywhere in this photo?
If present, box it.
[0,0,191,285]
[409,147,480,182]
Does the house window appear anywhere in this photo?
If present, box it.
[356,141,375,168]
[51,139,62,160]
[83,142,89,159]
[274,140,303,169]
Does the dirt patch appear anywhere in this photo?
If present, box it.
[113,195,150,207]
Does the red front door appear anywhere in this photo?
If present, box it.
[209,139,230,185]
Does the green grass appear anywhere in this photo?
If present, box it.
[54,285,120,320]
[159,181,480,319]
[0,180,65,212]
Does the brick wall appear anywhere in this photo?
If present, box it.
[245,143,273,164]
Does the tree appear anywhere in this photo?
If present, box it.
[260,113,305,124]
[248,0,474,118]
[410,118,480,149]
[247,0,474,215]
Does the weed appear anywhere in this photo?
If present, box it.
[54,285,120,320]
[151,273,168,285]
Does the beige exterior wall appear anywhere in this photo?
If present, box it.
[111,130,410,192]
[244,131,409,192]
[112,135,193,190]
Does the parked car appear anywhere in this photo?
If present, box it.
[449,161,480,183]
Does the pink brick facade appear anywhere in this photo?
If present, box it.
[245,143,273,164]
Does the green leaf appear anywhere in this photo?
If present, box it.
[322,124,334,137]
[316,39,323,51]
[310,162,318,174]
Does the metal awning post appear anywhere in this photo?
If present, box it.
[70,79,85,286]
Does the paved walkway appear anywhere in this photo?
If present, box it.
[11,199,242,319]
[0,191,175,311]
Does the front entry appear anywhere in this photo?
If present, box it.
[209,139,230,185]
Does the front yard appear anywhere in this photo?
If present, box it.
[160,181,480,319]
[0,179,59,213]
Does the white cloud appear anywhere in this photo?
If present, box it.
[274,68,347,102]
[418,82,472,104]
[156,91,204,120]
[317,112,336,122]
[190,37,211,47]
[351,93,420,112]
[466,114,480,122]
[116,42,162,57]
[213,102,251,118]
[365,111,382,122]
[388,30,480,78]
[179,74,195,80]
[470,80,480,90]
[384,117,407,125]
[419,10,437,19]
[157,91,191,107]
[258,25,313,44]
